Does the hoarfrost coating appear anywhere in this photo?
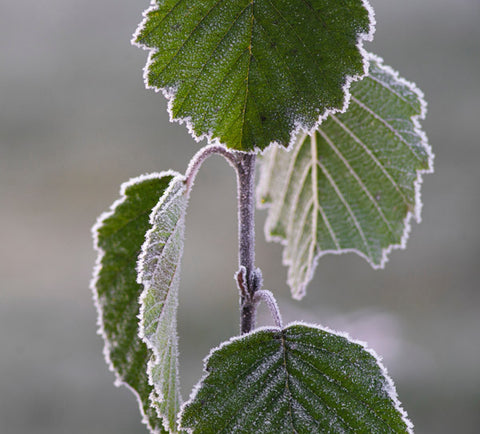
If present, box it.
[137,174,189,432]
[257,53,434,299]
[91,171,181,434]
[132,0,376,153]
[178,322,413,433]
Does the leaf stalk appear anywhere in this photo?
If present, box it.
[185,144,238,192]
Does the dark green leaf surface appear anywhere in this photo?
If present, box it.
[137,174,189,433]
[134,0,374,152]
[91,173,176,434]
[180,323,411,433]
[258,54,434,298]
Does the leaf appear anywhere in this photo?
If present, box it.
[137,174,189,433]
[257,54,434,298]
[133,0,375,152]
[91,173,178,434]
[180,323,412,433]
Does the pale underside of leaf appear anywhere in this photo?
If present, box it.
[91,173,180,434]
[137,174,189,433]
[133,0,375,152]
[179,322,412,433]
[257,53,434,299]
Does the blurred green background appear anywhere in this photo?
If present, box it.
[1,0,479,432]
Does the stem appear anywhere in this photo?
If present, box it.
[236,153,256,281]
[233,152,259,334]
[184,145,266,333]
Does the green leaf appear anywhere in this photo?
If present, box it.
[91,173,177,434]
[133,0,374,152]
[257,54,434,298]
[137,174,189,433]
[180,323,412,433]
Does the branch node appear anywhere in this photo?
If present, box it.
[234,266,249,300]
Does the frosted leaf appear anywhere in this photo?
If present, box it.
[179,323,412,433]
[257,54,434,299]
[91,173,178,434]
[133,0,375,152]
[137,174,189,433]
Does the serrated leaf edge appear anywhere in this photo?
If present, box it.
[90,170,180,434]
[178,321,413,433]
[257,52,435,299]
[132,0,376,153]
[137,173,188,433]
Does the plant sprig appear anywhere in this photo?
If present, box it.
[91,1,433,432]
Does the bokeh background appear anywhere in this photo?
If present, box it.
[1,0,479,432]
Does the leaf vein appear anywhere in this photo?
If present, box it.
[331,115,410,206]
[290,352,395,431]
[367,74,418,110]
[317,128,395,235]
[316,159,372,257]
[150,0,229,81]
[351,96,422,162]
[238,2,254,149]
[311,131,341,251]
[173,2,253,117]
[286,161,314,253]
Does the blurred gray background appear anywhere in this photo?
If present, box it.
[1,0,479,432]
